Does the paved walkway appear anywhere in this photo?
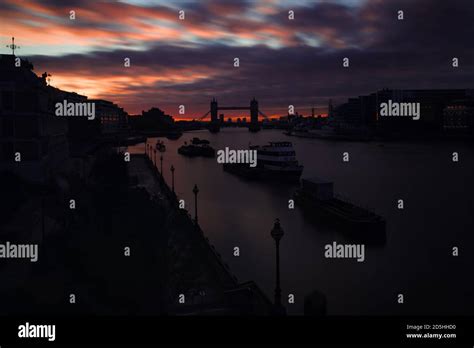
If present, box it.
[128,154,246,313]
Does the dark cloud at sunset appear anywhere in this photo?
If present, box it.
[2,0,474,117]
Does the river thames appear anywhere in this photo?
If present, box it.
[129,128,474,315]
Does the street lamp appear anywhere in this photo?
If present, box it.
[160,155,163,177]
[271,218,286,316]
[193,184,199,224]
[171,165,175,193]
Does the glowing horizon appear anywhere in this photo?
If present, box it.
[3,0,473,117]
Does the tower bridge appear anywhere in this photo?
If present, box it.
[199,98,268,133]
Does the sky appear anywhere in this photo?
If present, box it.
[2,0,474,118]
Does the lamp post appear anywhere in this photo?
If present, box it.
[271,218,286,316]
[193,184,199,224]
[171,165,175,193]
[160,155,163,177]
[154,149,157,168]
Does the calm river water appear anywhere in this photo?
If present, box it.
[129,128,474,315]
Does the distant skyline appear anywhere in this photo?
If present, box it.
[2,0,474,118]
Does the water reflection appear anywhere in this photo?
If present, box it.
[129,128,474,315]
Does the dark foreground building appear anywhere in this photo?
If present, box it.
[0,54,131,183]
[0,54,71,182]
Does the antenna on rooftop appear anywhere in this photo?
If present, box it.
[6,37,20,55]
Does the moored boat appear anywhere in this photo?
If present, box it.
[294,178,386,244]
[156,140,166,152]
[178,143,215,157]
[191,137,210,145]
[223,141,303,181]
[166,131,182,140]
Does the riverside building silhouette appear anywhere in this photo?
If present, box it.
[331,88,474,136]
[0,54,130,183]
[0,54,70,182]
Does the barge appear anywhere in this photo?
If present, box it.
[294,178,386,243]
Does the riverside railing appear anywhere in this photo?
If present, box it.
[143,146,239,287]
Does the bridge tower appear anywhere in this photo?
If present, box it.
[209,97,220,133]
[210,98,218,123]
[249,97,260,132]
